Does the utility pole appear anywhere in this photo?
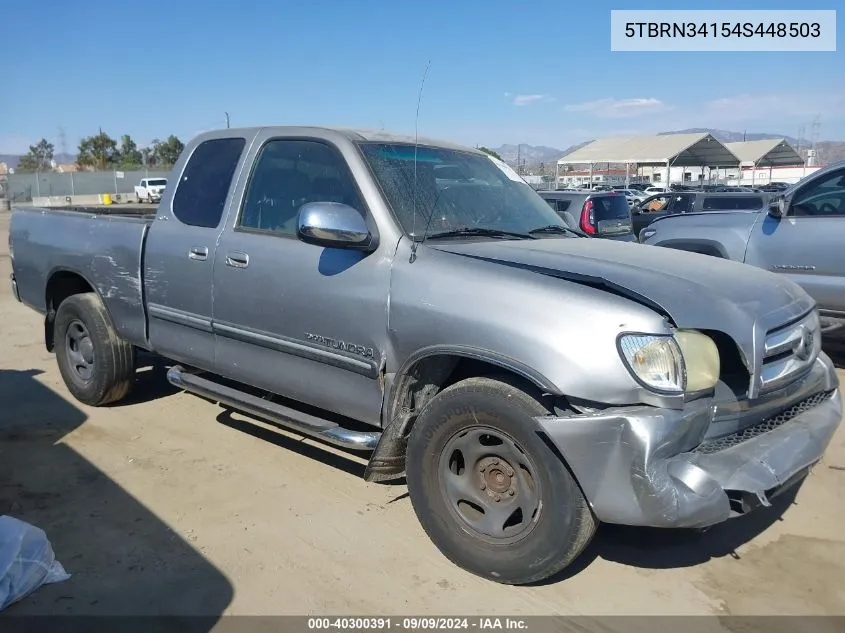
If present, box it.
[99,126,105,170]
[58,126,68,160]
[225,112,230,129]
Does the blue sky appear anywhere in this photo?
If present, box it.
[1,0,842,155]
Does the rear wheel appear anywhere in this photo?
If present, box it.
[54,293,136,406]
[406,376,596,585]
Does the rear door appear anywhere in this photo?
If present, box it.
[745,166,845,317]
[143,135,249,370]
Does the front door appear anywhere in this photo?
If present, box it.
[143,136,247,370]
[211,135,391,426]
[746,166,845,318]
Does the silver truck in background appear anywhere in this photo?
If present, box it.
[8,127,842,585]
[641,160,845,334]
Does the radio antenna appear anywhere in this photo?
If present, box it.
[409,60,431,263]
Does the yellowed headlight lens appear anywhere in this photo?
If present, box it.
[674,330,720,392]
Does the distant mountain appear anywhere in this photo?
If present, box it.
[659,128,802,146]
[491,144,568,167]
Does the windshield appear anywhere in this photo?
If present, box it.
[148,179,167,187]
[358,143,569,239]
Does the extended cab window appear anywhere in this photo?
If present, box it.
[239,139,365,234]
[172,137,246,228]
[792,169,845,217]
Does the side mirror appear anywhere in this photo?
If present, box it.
[768,197,786,219]
[297,202,377,251]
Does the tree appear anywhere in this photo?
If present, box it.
[151,135,185,167]
[117,134,142,168]
[17,139,54,172]
[477,146,503,161]
[77,131,119,169]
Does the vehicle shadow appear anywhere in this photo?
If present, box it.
[530,478,801,585]
[0,368,233,621]
[105,351,180,407]
[215,408,406,487]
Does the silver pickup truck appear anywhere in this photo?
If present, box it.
[9,127,843,585]
[641,160,845,334]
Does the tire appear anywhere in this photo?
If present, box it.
[54,293,136,406]
[406,376,596,585]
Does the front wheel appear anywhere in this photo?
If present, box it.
[406,376,596,585]
[54,293,136,406]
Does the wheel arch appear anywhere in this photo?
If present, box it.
[44,268,109,352]
[651,238,729,259]
[387,346,561,422]
[365,346,563,483]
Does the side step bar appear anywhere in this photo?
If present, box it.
[166,365,381,451]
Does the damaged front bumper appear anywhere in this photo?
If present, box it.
[536,352,842,528]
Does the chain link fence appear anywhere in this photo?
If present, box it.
[5,169,171,202]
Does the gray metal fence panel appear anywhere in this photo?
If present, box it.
[6,169,171,201]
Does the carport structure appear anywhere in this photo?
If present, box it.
[724,139,804,185]
[555,132,740,187]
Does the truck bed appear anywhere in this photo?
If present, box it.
[9,206,152,347]
[44,205,158,218]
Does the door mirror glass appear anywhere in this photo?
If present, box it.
[297,202,376,251]
[768,197,785,219]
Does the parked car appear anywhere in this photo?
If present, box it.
[612,188,649,206]
[538,190,635,241]
[759,182,792,192]
[9,127,842,585]
[641,160,845,333]
[631,191,769,237]
[644,186,668,195]
[134,178,167,203]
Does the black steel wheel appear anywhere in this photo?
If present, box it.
[54,293,136,406]
[65,319,96,382]
[438,426,542,545]
[406,375,596,585]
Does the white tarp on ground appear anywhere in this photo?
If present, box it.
[0,515,70,611]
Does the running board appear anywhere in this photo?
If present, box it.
[166,365,381,451]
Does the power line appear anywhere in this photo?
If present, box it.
[57,127,67,158]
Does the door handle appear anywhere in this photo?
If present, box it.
[188,246,208,261]
[226,251,250,268]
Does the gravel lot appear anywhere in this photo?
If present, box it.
[1,209,844,619]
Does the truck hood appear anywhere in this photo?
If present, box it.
[429,237,814,370]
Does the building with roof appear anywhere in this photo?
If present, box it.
[556,132,740,187]
[554,133,822,187]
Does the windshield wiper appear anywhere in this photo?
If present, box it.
[528,224,587,238]
[426,227,536,240]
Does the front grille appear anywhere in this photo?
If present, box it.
[693,390,835,455]
[758,311,822,394]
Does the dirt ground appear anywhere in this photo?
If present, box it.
[1,208,844,620]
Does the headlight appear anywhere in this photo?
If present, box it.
[618,330,720,394]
